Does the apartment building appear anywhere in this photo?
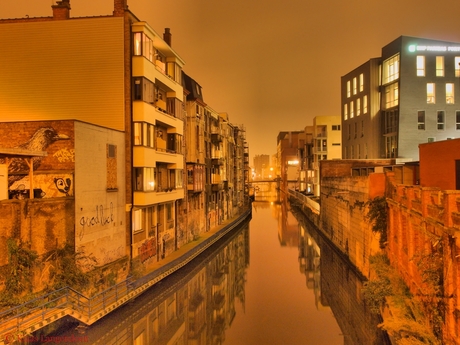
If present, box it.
[342,36,460,161]
[0,0,249,284]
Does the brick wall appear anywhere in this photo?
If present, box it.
[387,183,460,343]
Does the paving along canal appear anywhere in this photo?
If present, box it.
[39,199,390,345]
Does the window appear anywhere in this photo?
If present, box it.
[456,57,460,77]
[427,83,436,104]
[384,83,399,108]
[418,111,425,130]
[133,77,155,104]
[416,56,425,76]
[436,56,444,77]
[357,98,361,116]
[134,167,156,191]
[133,209,143,233]
[133,32,142,56]
[383,54,400,84]
[133,122,155,148]
[359,73,364,92]
[456,111,460,130]
[348,124,351,140]
[353,77,357,95]
[350,101,354,118]
[332,125,341,130]
[361,120,364,137]
[344,104,348,120]
[354,122,357,138]
[363,95,368,114]
[446,83,455,104]
[347,81,351,98]
[357,144,361,159]
[437,110,445,130]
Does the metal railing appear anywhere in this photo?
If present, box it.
[0,208,252,344]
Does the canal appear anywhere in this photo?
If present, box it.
[43,199,389,344]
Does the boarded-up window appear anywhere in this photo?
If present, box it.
[107,144,117,190]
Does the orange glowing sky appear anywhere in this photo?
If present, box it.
[3,0,460,159]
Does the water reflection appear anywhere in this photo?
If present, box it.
[293,205,391,345]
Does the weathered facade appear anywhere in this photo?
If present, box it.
[0,0,250,300]
[319,160,391,276]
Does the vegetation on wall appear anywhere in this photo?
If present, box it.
[0,239,98,307]
[48,243,97,291]
[363,253,442,345]
[366,196,388,249]
[0,238,39,307]
[414,246,445,339]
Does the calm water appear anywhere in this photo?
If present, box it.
[42,200,389,345]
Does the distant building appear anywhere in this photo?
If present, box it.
[277,131,305,192]
[342,36,460,161]
[253,154,271,180]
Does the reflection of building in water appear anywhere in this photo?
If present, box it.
[278,197,299,247]
[51,224,249,345]
[298,223,327,310]
[293,207,391,345]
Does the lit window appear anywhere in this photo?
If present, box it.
[437,110,445,130]
[359,73,364,92]
[456,111,460,130]
[417,110,425,130]
[134,167,156,191]
[455,57,460,77]
[133,32,142,56]
[350,101,354,118]
[133,209,143,233]
[357,98,361,116]
[344,104,348,120]
[353,77,357,95]
[416,56,425,76]
[385,83,399,108]
[436,56,444,77]
[363,95,368,114]
[383,54,400,84]
[427,83,436,104]
[446,83,455,104]
[347,81,351,98]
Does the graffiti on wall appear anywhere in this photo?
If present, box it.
[139,238,157,263]
[8,175,74,199]
[79,202,114,240]
[0,124,74,199]
[53,148,75,163]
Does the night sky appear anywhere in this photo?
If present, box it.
[3,0,460,159]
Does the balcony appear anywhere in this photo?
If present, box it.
[211,133,223,143]
[211,157,224,166]
[211,174,223,191]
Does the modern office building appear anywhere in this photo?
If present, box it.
[341,58,381,159]
[342,36,460,161]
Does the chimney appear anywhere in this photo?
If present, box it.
[113,0,128,17]
[52,0,71,20]
[163,28,172,47]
